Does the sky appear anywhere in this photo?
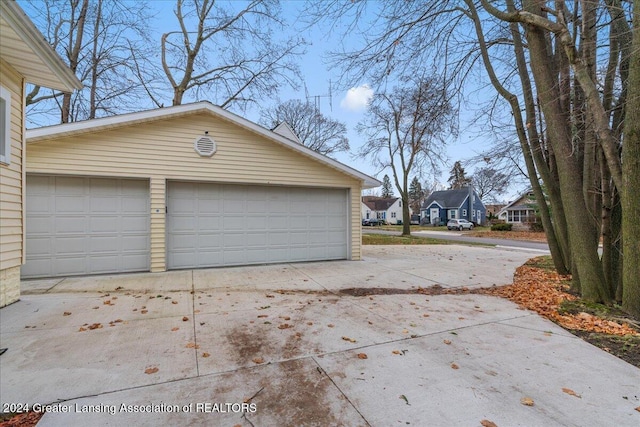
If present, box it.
[18,0,525,203]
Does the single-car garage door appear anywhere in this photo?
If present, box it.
[22,175,150,278]
[167,181,348,269]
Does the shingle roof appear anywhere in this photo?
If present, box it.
[362,196,399,211]
[422,189,470,209]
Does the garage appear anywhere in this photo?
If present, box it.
[167,181,348,269]
[25,102,379,275]
[22,175,150,278]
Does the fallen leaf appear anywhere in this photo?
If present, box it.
[103,300,111,305]
[399,394,410,405]
[182,316,189,321]
[88,323,102,330]
[281,316,291,321]
[172,301,178,305]
[443,339,452,345]
[520,397,534,406]
[327,324,335,328]
[562,388,581,398]
[144,367,159,374]
[141,310,148,314]
[357,353,368,359]
[450,363,459,370]
[341,336,357,343]
[423,313,430,317]
[392,350,401,355]
[185,342,200,349]
[63,312,72,316]
[257,315,268,318]
[202,352,210,358]
[112,296,118,300]
[480,420,498,427]
[635,406,640,412]
[278,323,292,329]
[92,306,99,309]
[252,357,264,364]
[171,327,179,331]
[78,327,86,332]
[307,321,313,326]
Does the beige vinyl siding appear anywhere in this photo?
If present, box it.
[27,112,363,269]
[150,177,166,272]
[0,58,24,271]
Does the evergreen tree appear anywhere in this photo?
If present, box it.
[408,177,423,212]
[381,175,394,198]
[448,161,471,189]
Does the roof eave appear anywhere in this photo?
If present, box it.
[1,1,82,92]
[26,102,380,188]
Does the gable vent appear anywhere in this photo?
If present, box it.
[194,135,216,157]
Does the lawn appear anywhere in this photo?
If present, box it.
[362,234,450,245]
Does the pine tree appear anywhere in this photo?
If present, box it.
[448,161,471,189]
[381,175,394,198]
[408,177,423,212]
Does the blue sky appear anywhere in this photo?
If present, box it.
[18,0,524,202]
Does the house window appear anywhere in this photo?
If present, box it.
[462,209,467,217]
[0,86,11,165]
[377,212,386,219]
[399,201,402,207]
[477,210,482,221]
[448,209,457,219]
[391,212,396,218]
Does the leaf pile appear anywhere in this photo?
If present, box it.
[479,264,638,336]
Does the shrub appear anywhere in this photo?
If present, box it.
[529,222,544,232]
[491,223,513,231]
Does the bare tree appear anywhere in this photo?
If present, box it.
[357,76,455,236]
[161,0,305,110]
[24,0,154,124]
[308,0,640,316]
[260,99,349,156]
[472,167,509,203]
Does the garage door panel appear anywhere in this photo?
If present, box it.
[23,176,150,278]
[167,182,348,270]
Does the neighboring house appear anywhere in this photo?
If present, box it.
[485,204,506,220]
[23,101,379,278]
[361,196,408,224]
[420,187,486,226]
[0,1,81,307]
[497,190,538,226]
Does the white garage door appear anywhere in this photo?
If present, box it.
[167,181,348,269]
[22,175,150,278]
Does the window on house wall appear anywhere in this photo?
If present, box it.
[477,210,482,221]
[399,201,402,207]
[391,212,396,218]
[462,209,467,217]
[448,209,457,219]
[0,86,11,165]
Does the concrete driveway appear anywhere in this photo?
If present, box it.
[1,245,639,426]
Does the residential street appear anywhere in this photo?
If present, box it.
[363,228,551,252]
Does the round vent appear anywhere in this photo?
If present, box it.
[194,135,216,157]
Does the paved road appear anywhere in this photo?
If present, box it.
[363,228,550,253]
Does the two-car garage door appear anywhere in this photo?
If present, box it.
[22,176,349,278]
[167,181,348,269]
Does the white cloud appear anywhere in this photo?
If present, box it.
[340,84,373,112]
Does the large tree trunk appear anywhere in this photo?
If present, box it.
[523,1,609,303]
[621,0,640,318]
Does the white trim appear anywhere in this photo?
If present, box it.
[0,1,82,92]
[26,102,380,188]
[0,85,11,165]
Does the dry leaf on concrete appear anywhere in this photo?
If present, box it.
[357,353,368,359]
[252,357,264,364]
[341,336,357,343]
[182,316,189,321]
[443,339,452,345]
[171,327,179,331]
[562,388,581,398]
[144,367,159,374]
[520,397,534,406]
[202,352,210,358]
[480,420,498,427]
[450,363,459,369]
[63,312,71,316]
[185,342,200,349]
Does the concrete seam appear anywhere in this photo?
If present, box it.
[191,269,199,377]
[310,356,372,427]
